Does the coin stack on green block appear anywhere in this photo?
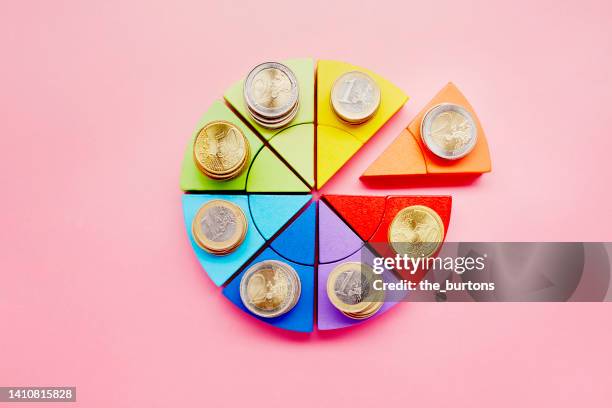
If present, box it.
[243,62,300,129]
[192,121,250,180]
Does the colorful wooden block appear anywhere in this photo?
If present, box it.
[222,247,314,333]
[177,57,480,333]
[361,129,427,179]
[246,146,310,193]
[318,200,364,263]
[223,58,315,141]
[182,194,266,286]
[316,59,408,144]
[317,246,399,331]
[407,83,490,174]
[269,124,314,188]
[322,195,387,242]
[316,125,362,189]
[363,82,491,181]
[270,201,316,265]
[248,194,312,240]
[180,100,264,192]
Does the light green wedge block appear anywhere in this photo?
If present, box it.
[269,124,314,188]
[246,146,310,193]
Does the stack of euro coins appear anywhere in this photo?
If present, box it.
[420,103,478,160]
[192,199,248,255]
[330,71,381,124]
[239,260,301,318]
[327,262,384,320]
[388,205,445,257]
[243,62,300,129]
[193,120,250,180]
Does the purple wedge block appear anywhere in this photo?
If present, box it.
[318,200,364,263]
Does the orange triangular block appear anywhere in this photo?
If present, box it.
[407,82,491,174]
[361,129,427,178]
[362,83,491,180]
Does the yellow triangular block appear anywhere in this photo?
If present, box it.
[317,60,408,144]
[317,125,362,189]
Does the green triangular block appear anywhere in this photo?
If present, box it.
[246,146,310,193]
[269,124,314,188]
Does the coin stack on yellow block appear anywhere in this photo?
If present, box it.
[239,260,301,318]
[192,199,248,255]
[243,62,300,129]
[330,71,381,124]
[388,205,445,257]
[327,262,384,320]
[193,120,250,180]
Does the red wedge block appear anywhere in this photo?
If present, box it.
[322,195,387,242]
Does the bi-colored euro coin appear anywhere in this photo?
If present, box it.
[388,205,444,258]
[330,71,381,124]
[326,262,384,319]
[243,62,299,128]
[192,199,247,255]
[239,260,301,318]
[193,120,250,180]
[420,103,478,160]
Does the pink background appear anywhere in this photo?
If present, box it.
[1,0,611,406]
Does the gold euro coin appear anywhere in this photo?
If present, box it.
[239,260,301,318]
[326,262,384,320]
[192,199,247,255]
[388,205,444,258]
[193,120,250,180]
[330,71,381,124]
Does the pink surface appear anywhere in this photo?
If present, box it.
[1,1,611,407]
